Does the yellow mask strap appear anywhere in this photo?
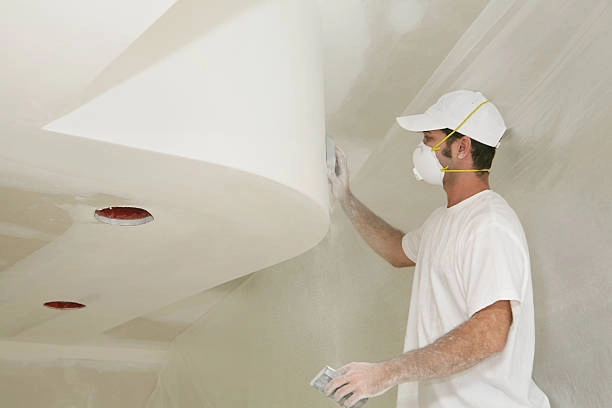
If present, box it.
[431,100,489,152]
[441,167,490,173]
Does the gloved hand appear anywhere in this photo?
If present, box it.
[323,361,396,408]
[328,146,351,202]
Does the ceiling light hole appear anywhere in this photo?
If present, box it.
[44,301,86,310]
[94,206,154,226]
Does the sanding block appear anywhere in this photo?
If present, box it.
[310,365,367,408]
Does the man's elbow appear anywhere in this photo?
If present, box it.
[487,320,512,355]
[388,256,416,268]
[489,333,509,354]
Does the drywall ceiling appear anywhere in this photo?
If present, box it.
[0,0,489,362]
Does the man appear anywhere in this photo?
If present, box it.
[324,90,549,408]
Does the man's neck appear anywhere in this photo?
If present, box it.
[443,174,490,207]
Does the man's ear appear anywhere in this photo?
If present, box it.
[457,136,471,159]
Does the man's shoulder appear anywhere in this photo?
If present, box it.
[468,191,526,236]
[469,190,516,215]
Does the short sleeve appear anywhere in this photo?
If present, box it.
[402,225,423,262]
[460,224,528,317]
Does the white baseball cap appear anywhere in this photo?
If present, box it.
[396,90,507,147]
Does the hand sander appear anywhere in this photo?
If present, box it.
[310,365,368,408]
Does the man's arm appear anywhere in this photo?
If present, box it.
[324,300,513,407]
[329,147,414,268]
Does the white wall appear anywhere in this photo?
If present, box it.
[0,359,160,408]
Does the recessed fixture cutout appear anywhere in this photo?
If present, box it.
[44,301,86,310]
[94,206,154,226]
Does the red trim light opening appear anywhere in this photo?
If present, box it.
[44,301,86,310]
[94,206,154,226]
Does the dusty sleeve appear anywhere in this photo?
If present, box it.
[401,225,423,263]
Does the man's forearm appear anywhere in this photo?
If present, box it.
[339,191,413,267]
[385,327,490,384]
[385,300,512,384]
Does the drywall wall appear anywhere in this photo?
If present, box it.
[146,221,413,408]
[357,0,612,405]
[0,358,160,408]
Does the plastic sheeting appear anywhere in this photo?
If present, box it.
[148,0,612,407]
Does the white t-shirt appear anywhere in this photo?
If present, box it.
[397,190,549,408]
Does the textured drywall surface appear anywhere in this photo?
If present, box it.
[149,1,612,407]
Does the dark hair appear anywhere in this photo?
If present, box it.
[443,128,496,172]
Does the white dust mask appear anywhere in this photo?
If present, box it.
[412,142,444,186]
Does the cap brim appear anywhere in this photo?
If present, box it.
[396,113,445,132]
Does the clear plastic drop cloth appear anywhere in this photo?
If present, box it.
[147,0,612,407]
